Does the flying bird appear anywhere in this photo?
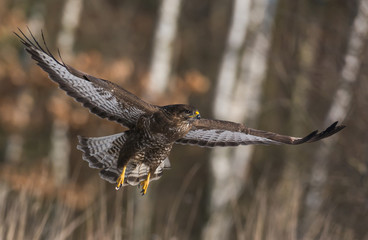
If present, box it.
[16,29,345,195]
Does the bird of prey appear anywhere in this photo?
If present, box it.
[16,29,345,195]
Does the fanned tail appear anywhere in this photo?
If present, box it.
[77,133,127,169]
[124,159,171,186]
[77,133,171,186]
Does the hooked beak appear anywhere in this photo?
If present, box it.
[189,110,201,119]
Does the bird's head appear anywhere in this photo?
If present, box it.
[162,104,201,121]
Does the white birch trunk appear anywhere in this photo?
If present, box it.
[4,4,44,164]
[5,134,24,163]
[57,0,84,58]
[4,91,33,163]
[49,119,71,185]
[134,0,183,238]
[202,0,277,239]
[305,0,368,221]
[148,0,183,97]
[50,0,84,185]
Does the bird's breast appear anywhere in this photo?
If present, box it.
[137,114,191,143]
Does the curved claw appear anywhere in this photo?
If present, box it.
[115,166,127,190]
[140,173,151,195]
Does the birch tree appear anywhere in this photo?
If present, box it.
[305,0,368,224]
[202,0,277,239]
[4,2,45,164]
[148,0,183,96]
[50,0,84,185]
[133,0,183,238]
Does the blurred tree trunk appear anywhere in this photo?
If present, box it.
[4,92,34,163]
[49,119,70,185]
[304,0,366,230]
[134,0,183,239]
[148,0,183,97]
[4,2,45,164]
[57,0,84,59]
[263,1,321,238]
[51,0,84,185]
[202,0,277,239]
[4,134,23,163]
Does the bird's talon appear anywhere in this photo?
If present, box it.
[140,173,151,195]
[115,166,127,191]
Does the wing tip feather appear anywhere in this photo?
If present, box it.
[16,28,66,71]
[293,121,345,144]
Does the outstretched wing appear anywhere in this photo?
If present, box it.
[176,119,345,147]
[15,29,158,129]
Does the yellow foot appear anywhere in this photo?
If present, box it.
[140,173,151,195]
[115,166,127,190]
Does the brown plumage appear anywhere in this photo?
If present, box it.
[16,29,345,195]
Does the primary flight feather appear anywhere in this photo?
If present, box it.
[16,29,345,195]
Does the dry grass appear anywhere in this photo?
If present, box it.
[0,163,206,240]
[0,162,361,240]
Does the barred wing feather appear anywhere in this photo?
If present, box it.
[15,29,157,129]
[176,119,345,147]
[177,128,278,147]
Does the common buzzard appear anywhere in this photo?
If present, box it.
[16,29,345,195]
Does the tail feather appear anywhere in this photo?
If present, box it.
[77,133,171,187]
[99,159,170,186]
[125,159,169,186]
[99,167,121,184]
[77,133,126,169]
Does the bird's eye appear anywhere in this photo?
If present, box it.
[185,110,192,114]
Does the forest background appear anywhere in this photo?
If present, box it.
[0,0,367,239]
